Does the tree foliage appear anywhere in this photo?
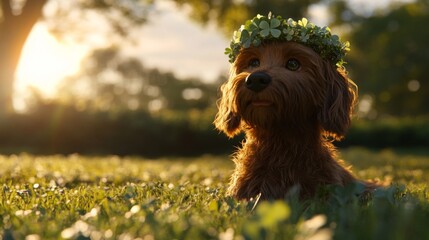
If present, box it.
[340,0,429,116]
[173,0,320,35]
[45,0,154,41]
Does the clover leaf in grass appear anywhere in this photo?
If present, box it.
[256,201,291,228]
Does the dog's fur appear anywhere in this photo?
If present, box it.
[215,41,369,200]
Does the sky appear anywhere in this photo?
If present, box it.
[14,0,413,111]
[130,1,229,82]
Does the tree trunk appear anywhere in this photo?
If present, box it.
[0,0,47,116]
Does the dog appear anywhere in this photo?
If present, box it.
[214,41,371,200]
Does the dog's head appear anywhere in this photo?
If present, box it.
[214,41,357,140]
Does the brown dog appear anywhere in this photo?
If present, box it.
[215,41,367,200]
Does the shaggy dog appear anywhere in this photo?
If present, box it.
[214,41,370,200]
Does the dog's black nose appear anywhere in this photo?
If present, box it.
[245,72,272,92]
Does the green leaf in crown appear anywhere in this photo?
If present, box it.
[224,13,350,68]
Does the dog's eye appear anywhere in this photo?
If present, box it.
[286,58,301,71]
[248,59,260,68]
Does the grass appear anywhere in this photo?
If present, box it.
[0,148,429,239]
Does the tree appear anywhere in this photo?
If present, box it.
[347,0,429,116]
[0,0,46,116]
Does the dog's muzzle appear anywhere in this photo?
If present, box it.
[245,72,271,92]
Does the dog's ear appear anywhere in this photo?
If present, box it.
[213,82,242,138]
[318,63,357,140]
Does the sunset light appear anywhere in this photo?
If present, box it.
[14,23,86,110]
[0,0,428,238]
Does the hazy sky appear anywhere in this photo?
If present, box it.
[133,1,229,82]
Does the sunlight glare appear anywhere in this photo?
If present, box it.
[14,23,86,111]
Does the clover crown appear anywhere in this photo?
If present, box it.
[225,13,350,67]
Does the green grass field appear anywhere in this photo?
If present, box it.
[1,148,429,239]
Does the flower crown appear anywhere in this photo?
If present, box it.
[225,13,350,67]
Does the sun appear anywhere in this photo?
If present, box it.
[14,23,86,111]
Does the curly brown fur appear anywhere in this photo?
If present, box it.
[214,42,373,200]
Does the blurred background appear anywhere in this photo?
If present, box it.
[0,0,427,157]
